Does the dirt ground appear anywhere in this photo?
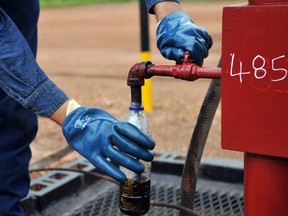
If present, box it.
[30,2,244,167]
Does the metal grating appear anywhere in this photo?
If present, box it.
[70,181,243,216]
[27,156,244,216]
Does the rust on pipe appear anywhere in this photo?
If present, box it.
[127,52,221,87]
[127,61,151,87]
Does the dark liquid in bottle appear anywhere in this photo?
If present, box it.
[119,176,150,215]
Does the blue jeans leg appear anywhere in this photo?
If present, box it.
[0,90,38,215]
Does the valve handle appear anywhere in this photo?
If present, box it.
[181,51,194,65]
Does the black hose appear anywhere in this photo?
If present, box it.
[29,146,73,170]
[179,59,222,216]
[29,167,119,184]
[151,201,200,216]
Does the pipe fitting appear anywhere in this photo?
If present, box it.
[127,61,153,87]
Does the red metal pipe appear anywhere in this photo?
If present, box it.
[244,153,288,215]
[127,52,221,87]
[147,63,221,81]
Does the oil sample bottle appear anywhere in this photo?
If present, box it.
[119,102,152,215]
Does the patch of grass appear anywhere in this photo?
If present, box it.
[40,0,233,7]
[40,0,130,7]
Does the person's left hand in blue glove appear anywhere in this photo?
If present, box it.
[150,1,213,66]
[50,100,155,182]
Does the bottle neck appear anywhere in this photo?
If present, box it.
[129,102,144,111]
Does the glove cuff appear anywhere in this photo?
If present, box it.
[66,100,81,116]
[158,11,191,26]
[156,11,193,37]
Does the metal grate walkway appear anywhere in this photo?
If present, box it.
[43,175,243,216]
[25,154,244,216]
[71,182,243,216]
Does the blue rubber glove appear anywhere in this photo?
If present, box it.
[62,106,155,182]
[157,11,213,66]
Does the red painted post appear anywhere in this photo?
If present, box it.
[244,154,288,215]
[222,0,288,215]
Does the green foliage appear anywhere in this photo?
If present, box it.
[40,0,129,7]
[40,0,234,7]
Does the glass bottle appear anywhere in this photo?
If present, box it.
[119,102,151,215]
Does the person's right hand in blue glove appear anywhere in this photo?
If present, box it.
[54,100,155,182]
[153,2,213,66]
